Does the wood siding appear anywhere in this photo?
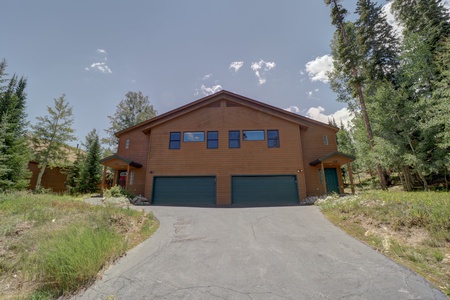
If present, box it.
[115,128,149,197]
[28,162,67,193]
[145,101,312,204]
[300,125,339,197]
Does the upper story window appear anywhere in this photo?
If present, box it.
[323,135,329,146]
[207,131,218,149]
[125,139,130,149]
[229,131,240,148]
[169,132,181,149]
[183,131,205,142]
[267,130,280,148]
[243,130,265,141]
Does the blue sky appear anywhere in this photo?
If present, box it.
[1,1,363,145]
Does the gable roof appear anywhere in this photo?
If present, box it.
[99,154,143,168]
[309,151,355,167]
[115,90,339,137]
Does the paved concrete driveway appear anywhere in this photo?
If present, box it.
[76,206,446,300]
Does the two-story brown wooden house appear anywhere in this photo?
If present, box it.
[100,90,354,206]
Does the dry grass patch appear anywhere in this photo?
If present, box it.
[0,192,159,299]
[317,191,450,297]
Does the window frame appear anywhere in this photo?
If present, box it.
[183,131,205,142]
[267,129,280,148]
[125,139,130,149]
[207,131,219,149]
[229,130,240,148]
[323,135,329,146]
[169,132,181,149]
[242,130,265,141]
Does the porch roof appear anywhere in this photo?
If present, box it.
[309,151,355,168]
[99,154,143,169]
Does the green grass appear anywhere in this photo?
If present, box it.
[0,191,158,299]
[318,190,450,297]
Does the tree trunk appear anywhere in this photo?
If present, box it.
[416,170,428,191]
[332,0,387,190]
[35,162,47,191]
[402,165,413,192]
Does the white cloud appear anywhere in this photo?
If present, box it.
[305,55,334,83]
[200,84,222,96]
[229,61,244,72]
[251,59,276,85]
[382,2,403,37]
[306,106,354,128]
[90,62,112,74]
[284,106,300,113]
[86,49,112,74]
[203,74,212,80]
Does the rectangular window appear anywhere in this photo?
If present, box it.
[267,130,280,148]
[323,135,329,146]
[243,130,265,141]
[183,131,205,142]
[169,132,181,149]
[129,171,135,185]
[125,139,130,149]
[229,131,240,148]
[207,131,218,149]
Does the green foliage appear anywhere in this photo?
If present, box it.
[103,91,157,149]
[78,129,102,194]
[31,95,76,191]
[32,224,126,297]
[325,0,450,190]
[65,149,84,195]
[0,192,158,298]
[0,59,31,192]
[103,185,134,199]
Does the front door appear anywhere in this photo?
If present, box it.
[117,170,127,188]
[324,168,340,194]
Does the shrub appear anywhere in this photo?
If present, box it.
[103,186,134,199]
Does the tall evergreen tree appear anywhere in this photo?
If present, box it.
[325,0,387,189]
[103,91,157,149]
[0,59,30,191]
[0,114,12,188]
[355,0,399,82]
[391,0,450,52]
[78,129,102,194]
[31,95,76,191]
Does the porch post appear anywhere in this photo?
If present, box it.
[125,164,131,190]
[102,165,107,190]
[321,161,328,194]
[347,162,355,194]
[113,169,118,186]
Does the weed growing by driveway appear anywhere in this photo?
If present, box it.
[0,191,158,299]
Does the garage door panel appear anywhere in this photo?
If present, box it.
[232,175,299,206]
[153,176,216,206]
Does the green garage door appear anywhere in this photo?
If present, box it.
[152,176,216,206]
[232,175,299,206]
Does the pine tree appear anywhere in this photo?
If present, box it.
[0,59,30,191]
[103,91,157,149]
[325,0,387,189]
[65,148,84,194]
[31,95,76,191]
[355,0,399,82]
[78,129,102,194]
[0,114,12,189]
[391,0,450,52]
